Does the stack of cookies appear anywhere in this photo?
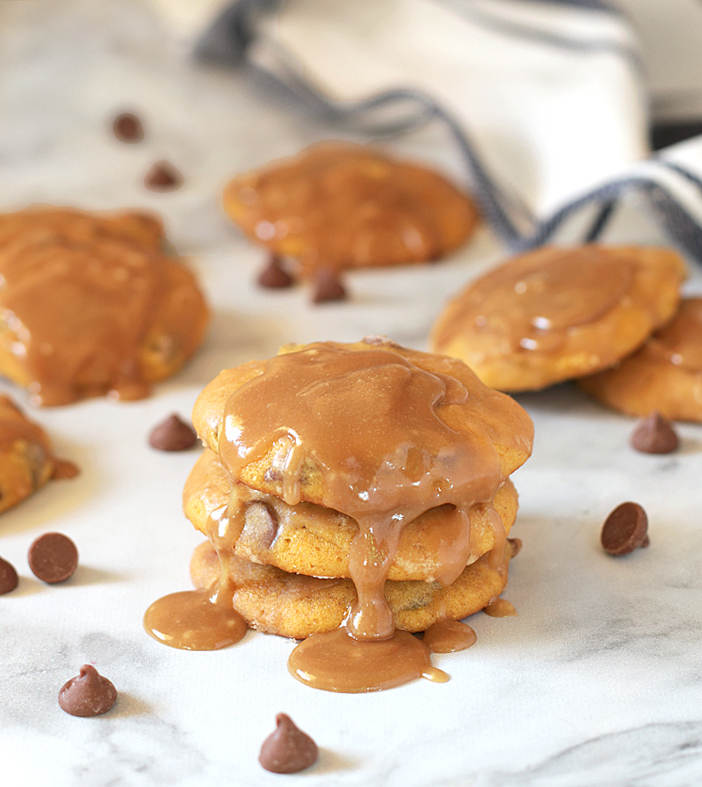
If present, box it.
[183,339,533,646]
[432,244,702,422]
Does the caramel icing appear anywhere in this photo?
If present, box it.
[642,298,702,370]
[223,143,478,274]
[422,619,477,653]
[144,587,247,650]
[434,246,636,356]
[0,207,207,405]
[484,597,517,617]
[288,628,448,693]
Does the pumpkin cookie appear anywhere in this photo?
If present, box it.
[184,448,519,583]
[0,206,209,405]
[192,339,533,503]
[0,395,76,513]
[431,245,686,392]
[579,297,702,422]
[189,539,519,639]
[223,142,479,276]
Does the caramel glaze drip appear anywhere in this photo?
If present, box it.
[216,342,508,691]
[0,218,204,406]
[435,246,636,355]
[642,297,702,370]
[144,464,248,650]
[422,619,477,654]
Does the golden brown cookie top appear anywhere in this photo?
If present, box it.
[432,245,687,391]
[223,142,478,275]
[193,339,533,510]
[0,206,208,405]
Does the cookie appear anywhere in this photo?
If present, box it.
[223,142,479,276]
[431,245,686,392]
[0,206,209,405]
[0,395,66,513]
[579,297,702,421]
[184,448,519,582]
[189,540,517,639]
[192,339,534,504]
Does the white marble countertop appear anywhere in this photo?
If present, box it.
[1,2,702,785]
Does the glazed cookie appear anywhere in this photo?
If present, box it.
[0,395,75,513]
[579,297,702,421]
[190,540,518,639]
[0,206,209,405]
[192,339,534,503]
[223,142,479,276]
[431,245,686,392]
[0,206,164,252]
[184,448,519,582]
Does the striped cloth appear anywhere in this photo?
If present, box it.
[194,0,702,262]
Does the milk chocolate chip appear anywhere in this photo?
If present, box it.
[630,412,679,454]
[28,532,78,583]
[144,160,183,191]
[259,714,318,774]
[112,112,144,143]
[601,502,649,556]
[258,255,295,289]
[312,268,347,304]
[0,556,18,595]
[149,414,198,451]
[58,665,117,717]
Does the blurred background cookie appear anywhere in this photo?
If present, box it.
[579,297,702,422]
[0,395,76,514]
[223,142,479,278]
[0,206,209,406]
[431,245,686,392]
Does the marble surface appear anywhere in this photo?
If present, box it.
[1,2,702,785]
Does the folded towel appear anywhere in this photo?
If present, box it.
[192,0,702,262]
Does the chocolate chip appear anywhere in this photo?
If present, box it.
[630,412,679,454]
[28,532,78,584]
[58,665,117,717]
[112,112,144,143]
[601,502,650,556]
[259,714,318,774]
[149,414,198,451]
[0,556,18,595]
[258,255,295,289]
[144,160,183,191]
[311,268,347,304]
